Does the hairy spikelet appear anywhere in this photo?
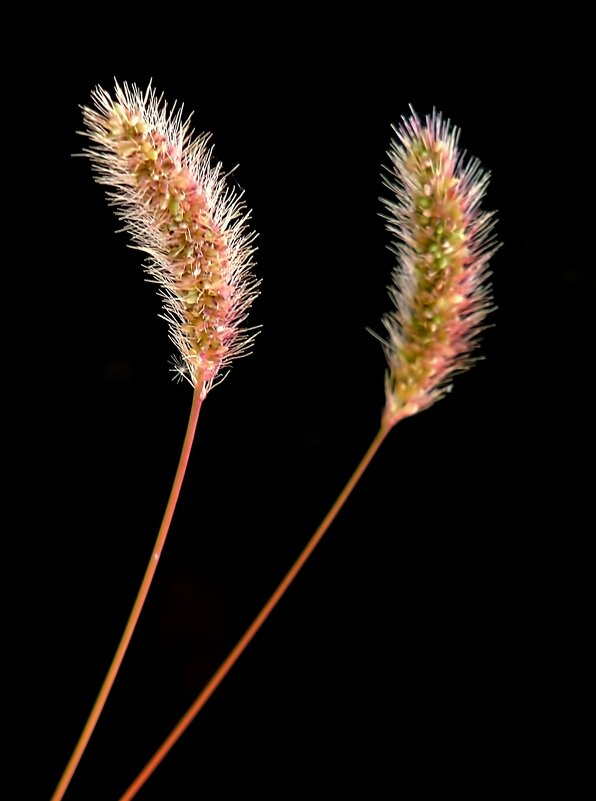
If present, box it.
[80,81,259,394]
[380,109,498,426]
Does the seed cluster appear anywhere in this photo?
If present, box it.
[81,82,258,392]
[381,112,497,425]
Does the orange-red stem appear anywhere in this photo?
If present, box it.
[51,383,205,801]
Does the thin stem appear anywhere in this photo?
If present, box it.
[118,422,392,801]
[51,383,205,801]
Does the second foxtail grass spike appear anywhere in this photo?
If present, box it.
[379,108,499,428]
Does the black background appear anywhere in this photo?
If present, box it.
[17,12,590,800]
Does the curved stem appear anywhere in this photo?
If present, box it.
[118,423,392,801]
[51,383,205,801]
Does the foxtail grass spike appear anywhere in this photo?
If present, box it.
[81,80,259,394]
[379,108,499,427]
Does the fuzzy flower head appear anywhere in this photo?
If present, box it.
[81,81,259,394]
[380,108,498,427]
